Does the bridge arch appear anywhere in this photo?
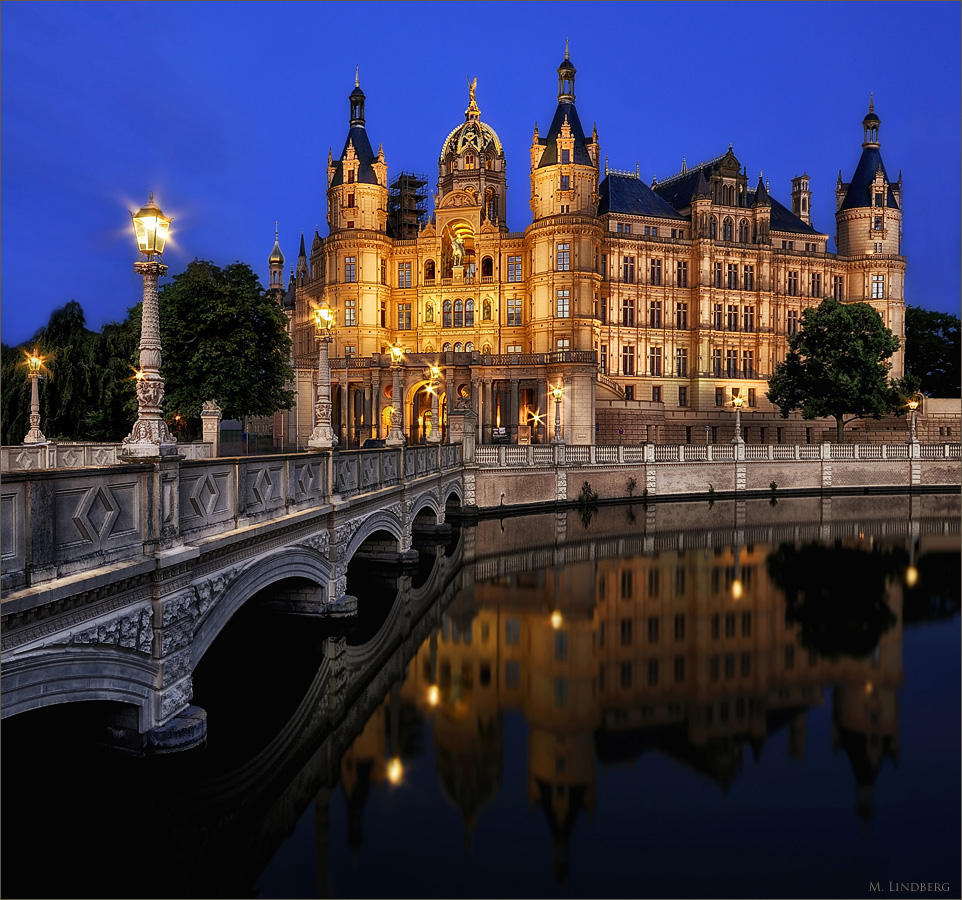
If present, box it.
[191,545,332,667]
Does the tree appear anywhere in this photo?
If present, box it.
[766,298,911,442]
[156,260,295,423]
[904,305,960,398]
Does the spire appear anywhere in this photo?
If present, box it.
[862,95,880,147]
[752,173,770,208]
[349,70,366,126]
[298,230,307,258]
[466,76,480,118]
[681,155,687,174]
[557,42,576,102]
[269,222,284,265]
[693,168,711,201]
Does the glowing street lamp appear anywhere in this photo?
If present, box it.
[121,193,176,458]
[308,300,337,449]
[906,394,920,443]
[730,391,745,445]
[23,349,47,444]
[386,343,406,447]
[427,364,442,444]
[551,384,564,444]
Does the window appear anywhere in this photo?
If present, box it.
[397,303,412,330]
[875,191,883,207]
[508,256,522,282]
[624,386,634,400]
[380,260,387,286]
[620,618,633,646]
[651,226,658,237]
[748,387,757,407]
[398,261,411,289]
[620,662,632,689]
[709,217,717,239]
[712,349,722,377]
[561,149,570,165]
[555,630,568,661]
[621,570,633,598]
[787,271,798,296]
[505,660,519,689]
[742,612,752,637]
[873,242,883,254]
[674,613,686,640]
[810,272,821,297]
[676,302,688,329]
[600,253,607,279]
[465,153,475,170]
[832,275,844,300]
[451,299,462,328]
[787,310,799,335]
[600,344,607,374]
[873,216,883,231]
[725,612,736,638]
[557,338,570,351]
[727,263,738,289]
[347,169,355,184]
[727,304,739,331]
[624,224,632,235]
[346,192,355,208]
[443,299,452,328]
[652,385,662,402]
[678,386,688,406]
[649,301,662,328]
[725,349,738,377]
[674,656,685,683]
[711,614,720,639]
[622,345,635,376]
[743,265,754,291]
[649,346,662,376]
[676,261,688,287]
[713,303,723,330]
[557,243,570,271]
[738,219,749,242]
[344,256,356,283]
[650,258,662,285]
[557,289,570,318]
[506,344,521,353]
[675,348,688,377]
[465,299,475,327]
[560,174,570,191]
[872,274,884,299]
[554,677,567,707]
[505,617,520,645]
[508,296,522,326]
[647,659,659,686]
[648,616,660,643]
[742,306,755,332]
[713,262,723,288]
[742,351,754,378]
[622,297,635,327]
[723,218,733,241]
[622,256,635,283]
[345,298,356,326]
[380,301,387,328]
[425,260,436,282]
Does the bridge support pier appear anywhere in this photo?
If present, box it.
[99,703,207,756]
[262,584,358,618]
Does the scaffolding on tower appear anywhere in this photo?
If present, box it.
[387,172,428,239]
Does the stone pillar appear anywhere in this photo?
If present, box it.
[340,377,349,448]
[537,379,547,444]
[201,400,222,457]
[448,401,477,464]
[483,379,493,443]
[471,377,481,443]
[372,375,382,439]
[509,378,520,443]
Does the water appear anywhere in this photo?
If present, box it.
[2,494,959,899]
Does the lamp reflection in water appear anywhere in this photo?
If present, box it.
[386,757,403,785]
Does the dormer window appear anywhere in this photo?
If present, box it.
[873,216,883,231]
[347,193,355,208]
[560,174,570,191]
[561,149,570,165]
[465,153,475,170]
[347,170,355,184]
[874,192,883,207]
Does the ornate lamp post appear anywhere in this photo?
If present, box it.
[308,301,336,449]
[427,365,442,444]
[551,384,564,443]
[386,342,406,447]
[121,193,176,458]
[730,391,745,444]
[23,349,47,444]
[907,394,920,443]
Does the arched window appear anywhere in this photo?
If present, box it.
[738,219,749,243]
[443,342,452,352]
[709,217,717,239]
[483,299,492,320]
[465,299,475,327]
[465,341,474,352]
[454,342,463,352]
[723,218,733,241]
[482,256,493,277]
[454,299,464,328]
[425,259,436,282]
[443,300,452,328]
[465,153,475,170]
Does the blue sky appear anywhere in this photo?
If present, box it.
[2,1,960,346]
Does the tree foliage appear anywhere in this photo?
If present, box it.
[157,260,294,422]
[904,305,960,398]
[766,299,911,442]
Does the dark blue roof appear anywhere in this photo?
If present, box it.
[653,169,705,211]
[766,195,824,236]
[599,173,685,220]
[330,125,378,187]
[537,100,593,168]
[839,146,899,211]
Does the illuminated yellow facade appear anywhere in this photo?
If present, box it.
[272,53,906,448]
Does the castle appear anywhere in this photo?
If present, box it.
[268,48,905,449]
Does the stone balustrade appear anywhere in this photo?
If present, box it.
[1,440,212,472]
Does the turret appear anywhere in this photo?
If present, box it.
[268,223,285,293]
[791,173,812,225]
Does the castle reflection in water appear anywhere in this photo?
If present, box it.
[335,500,957,879]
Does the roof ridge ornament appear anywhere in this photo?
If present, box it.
[355,66,359,88]
[565,37,569,60]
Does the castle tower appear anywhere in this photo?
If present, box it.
[296,231,308,286]
[791,173,812,226]
[268,223,285,294]
[835,96,905,375]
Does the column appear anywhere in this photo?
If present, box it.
[509,378,520,443]
[372,376,381,438]
[483,378,493,444]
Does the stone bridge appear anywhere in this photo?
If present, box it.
[0,443,464,751]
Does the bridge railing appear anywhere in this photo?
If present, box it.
[1,441,212,472]
[334,443,462,498]
[472,442,961,467]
